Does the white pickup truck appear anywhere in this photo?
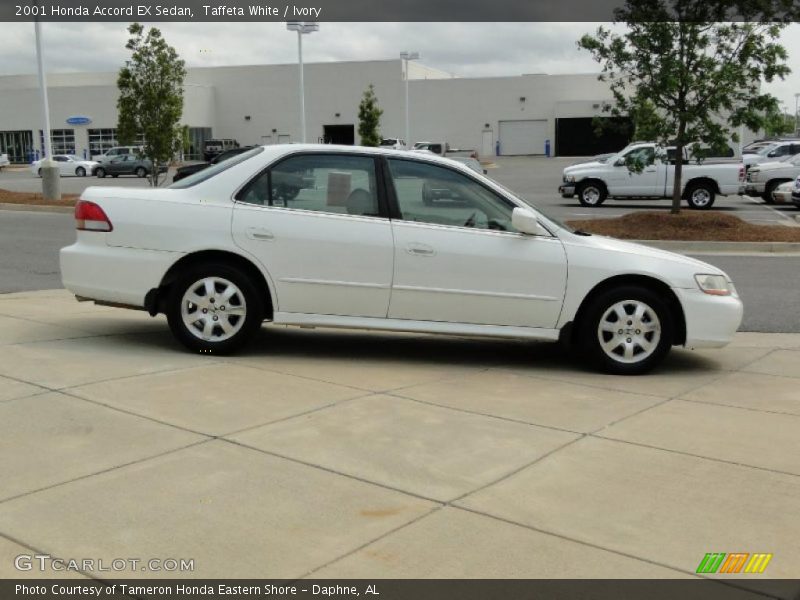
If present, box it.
[559,143,745,209]
[0,153,9,170]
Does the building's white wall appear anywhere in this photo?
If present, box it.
[0,59,759,161]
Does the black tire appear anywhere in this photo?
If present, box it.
[763,180,788,204]
[579,285,673,375]
[576,181,607,207]
[685,182,715,209]
[166,262,264,355]
[135,166,147,178]
[95,167,106,178]
[75,166,86,177]
[37,168,42,177]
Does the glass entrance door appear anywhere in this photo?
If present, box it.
[0,131,34,163]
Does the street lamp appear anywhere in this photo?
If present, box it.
[400,51,420,149]
[794,93,800,136]
[34,18,60,201]
[287,21,319,144]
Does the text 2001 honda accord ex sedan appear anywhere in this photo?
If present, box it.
[60,145,743,375]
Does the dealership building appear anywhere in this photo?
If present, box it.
[0,58,755,163]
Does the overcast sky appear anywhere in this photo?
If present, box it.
[2,22,799,112]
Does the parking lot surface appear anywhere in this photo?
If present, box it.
[0,290,799,590]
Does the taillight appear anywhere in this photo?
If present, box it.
[738,165,745,182]
[75,200,113,232]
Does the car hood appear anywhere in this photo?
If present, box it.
[750,160,792,172]
[557,230,728,288]
[564,160,606,174]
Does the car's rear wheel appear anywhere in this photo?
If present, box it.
[75,166,86,177]
[95,167,106,178]
[580,286,673,375]
[686,182,715,209]
[576,181,607,207]
[166,263,264,354]
[135,166,147,178]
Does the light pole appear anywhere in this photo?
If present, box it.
[794,93,800,136]
[287,21,319,144]
[400,51,420,149]
[34,18,60,201]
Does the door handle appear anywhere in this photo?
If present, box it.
[406,243,435,257]
[246,227,274,241]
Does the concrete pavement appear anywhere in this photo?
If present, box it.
[0,290,799,591]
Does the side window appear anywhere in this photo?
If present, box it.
[238,154,380,217]
[53,156,67,162]
[387,159,518,233]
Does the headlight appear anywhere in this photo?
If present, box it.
[695,274,733,296]
[563,174,576,183]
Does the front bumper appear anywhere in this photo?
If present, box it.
[744,182,765,195]
[673,287,743,349]
[558,183,575,196]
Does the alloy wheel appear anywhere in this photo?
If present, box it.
[180,276,247,342]
[597,299,661,364]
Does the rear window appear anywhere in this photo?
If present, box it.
[170,147,264,188]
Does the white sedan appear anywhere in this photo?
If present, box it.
[60,145,743,375]
[30,154,98,177]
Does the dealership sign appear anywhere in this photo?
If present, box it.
[66,116,92,125]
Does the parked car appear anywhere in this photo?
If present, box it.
[94,146,143,163]
[60,144,743,375]
[379,138,406,150]
[0,152,9,169]
[771,180,795,205]
[93,154,167,178]
[744,153,800,203]
[412,141,477,158]
[30,154,98,177]
[791,176,800,208]
[203,139,239,161]
[173,146,255,183]
[559,142,745,209]
[742,140,800,168]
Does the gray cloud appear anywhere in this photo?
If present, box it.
[2,22,798,110]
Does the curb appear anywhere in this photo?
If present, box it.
[0,202,73,214]
[637,240,800,254]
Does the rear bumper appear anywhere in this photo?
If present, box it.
[674,287,743,349]
[60,238,180,307]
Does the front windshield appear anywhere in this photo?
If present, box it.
[169,147,264,188]
[756,144,778,156]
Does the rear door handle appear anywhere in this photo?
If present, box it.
[406,243,435,257]
[246,227,274,241]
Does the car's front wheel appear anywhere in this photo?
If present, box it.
[166,263,264,354]
[576,181,607,207]
[95,167,106,178]
[580,286,673,375]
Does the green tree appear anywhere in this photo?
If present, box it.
[117,23,186,186]
[578,1,794,213]
[763,107,796,137]
[358,84,383,147]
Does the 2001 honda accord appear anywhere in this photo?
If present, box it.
[60,145,743,374]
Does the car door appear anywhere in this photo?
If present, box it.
[606,146,661,196]
[385,158,567,328]
[232,152,395,318]
[51,155,70,175]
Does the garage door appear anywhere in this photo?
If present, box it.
[498,120,547,156]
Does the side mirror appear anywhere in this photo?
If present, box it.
[512,207,549,236]
[614,158,625,167]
